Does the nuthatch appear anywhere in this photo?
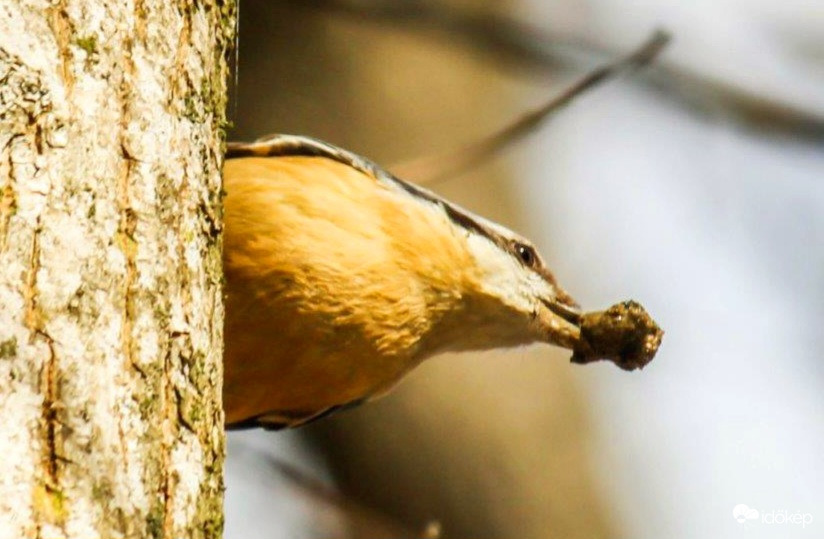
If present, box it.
[222,135,661,429]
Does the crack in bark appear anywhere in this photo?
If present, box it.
[161,339,175,538]
[115,4,140,384]
[39,331,60,483]
[116,158,137,374]
[24,225,41,335]
[173,163,195,439]
[47,0,75,93]
[172,3,193,108]
[134,0,148,44]
[25,223,66,536]
[0,142,16,253]
[114,153,146,538]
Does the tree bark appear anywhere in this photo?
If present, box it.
[0,1,234,538]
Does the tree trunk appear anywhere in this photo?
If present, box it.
[0,2,234,538]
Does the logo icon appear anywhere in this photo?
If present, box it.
[733,504,760,524]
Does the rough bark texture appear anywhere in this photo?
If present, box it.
[0,1,233,538]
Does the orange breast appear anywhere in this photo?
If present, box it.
[221,156,473,426]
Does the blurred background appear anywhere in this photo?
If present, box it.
[224,1,824,538]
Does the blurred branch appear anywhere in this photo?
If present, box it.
[392,30,670,183]
[270,457,438,539]
[287,0,590,69]
[290,0,824,139]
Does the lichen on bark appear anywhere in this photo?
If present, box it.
[0,1,235,538]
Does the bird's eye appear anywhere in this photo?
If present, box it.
[514,243,537,267]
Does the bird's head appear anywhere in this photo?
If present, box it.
[391,177,582,357]
[435,210,582,354]
[226,135,583,359]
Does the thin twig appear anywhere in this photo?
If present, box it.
[391,30,670,184]
[269,457,428,539]
[292,0,824,140]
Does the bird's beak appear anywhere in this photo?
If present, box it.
[538,292,583,350]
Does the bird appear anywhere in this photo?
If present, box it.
[221,134,587,430]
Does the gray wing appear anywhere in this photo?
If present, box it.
[224,399,366,431]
